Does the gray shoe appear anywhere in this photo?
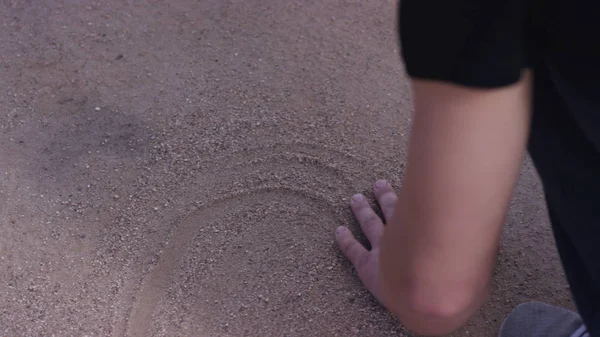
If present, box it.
[499,301,588,337]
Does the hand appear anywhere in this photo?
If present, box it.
[335,180,398,306]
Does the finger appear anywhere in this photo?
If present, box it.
[373,180,398,222]
[350,194,384,245]
[335,226,368,267]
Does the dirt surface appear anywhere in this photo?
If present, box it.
[0,0,574,336]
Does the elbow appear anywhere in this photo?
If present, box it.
[398,292,474,336]
[381,279,488,336]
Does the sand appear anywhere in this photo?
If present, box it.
[0,0,573,336]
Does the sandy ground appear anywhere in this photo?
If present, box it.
[0,0,574,336]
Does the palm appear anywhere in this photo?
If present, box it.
[335,180,398,306]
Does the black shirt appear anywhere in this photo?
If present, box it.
[399,0,600,335]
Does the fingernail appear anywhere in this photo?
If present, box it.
[352,194,364,202]
[375,180,387,189]
[336,226,346,234]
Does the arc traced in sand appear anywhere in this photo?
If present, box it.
[125,143,372,336]
[126,187,338,336]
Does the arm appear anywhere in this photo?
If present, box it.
[381,73,531,335]
[336,73,531,336]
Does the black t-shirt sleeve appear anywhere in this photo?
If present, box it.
[399,0,530,88]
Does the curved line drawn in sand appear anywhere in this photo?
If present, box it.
[126,186,340,337]
[212,141,367,163]
[125,142,379,336]
[219,153,357,190]
[210,141,398,188]
[198,142,378,202]
[206,141,372,173]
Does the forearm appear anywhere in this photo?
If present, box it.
[377,76,531,335]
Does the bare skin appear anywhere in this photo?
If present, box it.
[334,181,395,306]
[336,74,532,336]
